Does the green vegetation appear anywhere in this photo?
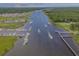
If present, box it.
[0,11,32,28]
[44,8,79,45]
[45,8,79,22]
[0,8,36,13]
[0,23,25,29]
[0,8,36,29]
[55,23,70,31]
[0,16,27,21]
[0,8,35,55]
[0,36,17,55]
[0,12,32,29]
[0,16,27,29]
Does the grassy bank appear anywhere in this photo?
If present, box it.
[0,36,17,55]
[44,8,79,45]
[55,23,70,31]
[55,22,79,44]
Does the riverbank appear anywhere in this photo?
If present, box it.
[44,9,79,45]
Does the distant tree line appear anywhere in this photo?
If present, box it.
[45,9,79,31]
[0,8,37,13]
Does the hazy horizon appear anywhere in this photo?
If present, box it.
[0,3,79,8]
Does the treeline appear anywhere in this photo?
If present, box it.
[45,9,79,22]
[45,8,79,31]
[0,8,37,13]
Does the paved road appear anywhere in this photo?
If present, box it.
[6,11,77,56]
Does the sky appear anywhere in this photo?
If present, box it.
[0,3,79,7]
